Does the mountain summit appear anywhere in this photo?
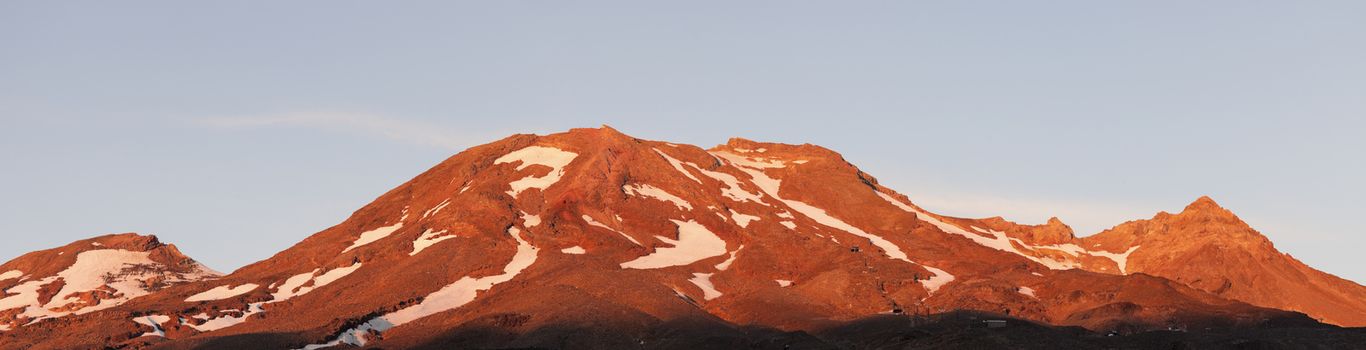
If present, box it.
[1,126,1360,349]
[1176,195,1244,223]
[1082,196,1366,326]
[0,233,219,331]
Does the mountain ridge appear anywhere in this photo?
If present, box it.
[0,126,1360,349]
[0,233,219,332]
[1081,195,1366,326]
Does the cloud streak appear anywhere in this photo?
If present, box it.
[196,112,471,150]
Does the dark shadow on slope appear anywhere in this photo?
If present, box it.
[406,315,834,350]
[146,331,310,350]
[396,310,1365,350]
[813,311,1097,349]
[141,310,1362,349]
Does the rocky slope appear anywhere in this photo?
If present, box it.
[0,126,1358,349]
[0,233,219,331]
[1080,196,1366,327]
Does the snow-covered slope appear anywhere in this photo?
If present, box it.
[0,234,218,330]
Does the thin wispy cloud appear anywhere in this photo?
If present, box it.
[196,112,471,150]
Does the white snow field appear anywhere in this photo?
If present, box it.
[495,145,579,197]
[185,283,259,302]
[620,220,728,269]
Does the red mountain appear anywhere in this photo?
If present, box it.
[1080,196,1366,327]
[0,233,219,331]
[0,126,1359,349]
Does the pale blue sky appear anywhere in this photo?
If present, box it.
[2,1,1362,282]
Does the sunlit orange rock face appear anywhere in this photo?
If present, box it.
[0,126,1360,349]
[1079,197,1366,327]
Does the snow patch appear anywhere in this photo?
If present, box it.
[781,199,910,262]
[0,249,215,325]
[1019,286,1036,298]
[714,246,742,270]
[729,210,760,228]
[620,220,728,269]
[582,214,640,246]
[688,273,722,300]
[561,246,586,254]
[311,263,363,288]
[271,262,363,301]
[344,212,407,253]
[685,163,766,204]
[1088,246,1141,274]
[186,283,259,302]
[521,212,541,227]
[410,229,455,256]
[653,148,701,183]
[624,184,693,210]
[876,191,1081,270]
[186,302,264,332]
[1031,242,1089,257]
[47,250,159,312]
[776,279,793,287]
[720,153,909,264]
[133,315,171,337]
[495,145,579,197]
[877,191,1141,273]
[271,271,318,301]
[919,265,955,294]
[423,199,451,219]
[780,221,797,229]
[0,277,57,322]
[0,270,20,281]
[714,151,785,169]
[297,227,539,349]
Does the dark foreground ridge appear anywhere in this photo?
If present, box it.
[177,311,1366,350]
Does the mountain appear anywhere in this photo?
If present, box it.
[0,126,1360,349]
[1079,196,1366,327]
[0,233,219,331]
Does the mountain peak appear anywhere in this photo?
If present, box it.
[1184,195,1221,210]
[715,137,846,164]
[1045,216,1067,227]
[0,233,219,330]
[82,232,165,251]
[975,216,1076,245]
[1176,195,1242,223]
[721,136,763,149]
[564,124,633,141]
